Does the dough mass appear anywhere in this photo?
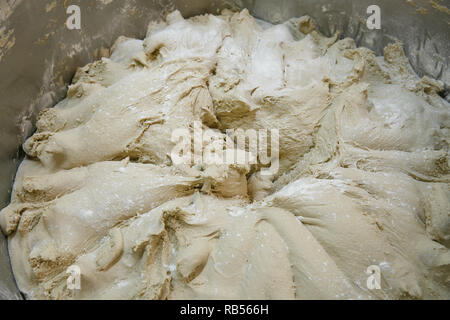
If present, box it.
[1,9,449,299]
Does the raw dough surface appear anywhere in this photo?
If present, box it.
[1,9,449,299]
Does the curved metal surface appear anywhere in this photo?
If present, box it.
[0,0,448,299]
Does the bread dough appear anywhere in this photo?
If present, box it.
[1,9,449,299]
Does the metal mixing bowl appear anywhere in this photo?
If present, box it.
[0,0,448,299]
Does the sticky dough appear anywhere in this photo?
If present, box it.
[1,9,449,299]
